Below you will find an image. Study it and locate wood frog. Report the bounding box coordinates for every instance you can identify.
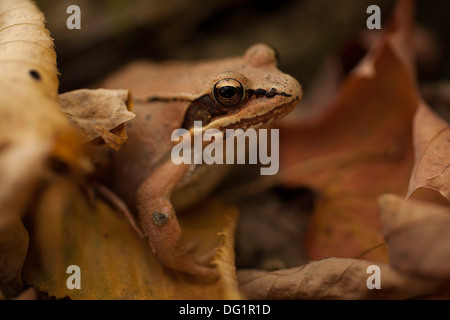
[100,44,302,280]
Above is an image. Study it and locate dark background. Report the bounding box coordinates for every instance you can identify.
[36,0,449,94]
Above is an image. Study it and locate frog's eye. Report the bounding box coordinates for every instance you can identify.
[212,78,245,106]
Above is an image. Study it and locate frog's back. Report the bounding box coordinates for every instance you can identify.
[107,100,188,208]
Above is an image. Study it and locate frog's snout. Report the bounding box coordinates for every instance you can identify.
[278,73,302,105]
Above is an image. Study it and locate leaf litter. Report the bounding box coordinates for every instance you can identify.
[1,0,449,300]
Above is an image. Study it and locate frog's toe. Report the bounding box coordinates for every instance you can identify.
[186,260,219,282]
[185,239,200,253]
[191,248,221,281]
[195,247,218,266]
[173,250,219,281]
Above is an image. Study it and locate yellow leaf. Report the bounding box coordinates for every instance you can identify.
[23,178,242,299]
[0,0,82,298]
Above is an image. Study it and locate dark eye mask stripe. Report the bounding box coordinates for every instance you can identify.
[181,94,216,130]
[141,87,291,104]
[247,88,292,98]
[143,87,291,103]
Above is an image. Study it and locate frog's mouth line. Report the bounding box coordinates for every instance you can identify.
[212,96,300,132]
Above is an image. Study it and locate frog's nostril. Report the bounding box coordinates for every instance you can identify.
[265,88,277,98]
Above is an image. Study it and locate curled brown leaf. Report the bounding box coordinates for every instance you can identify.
[407,102,450,203]
[60,89,135,150]
[238,258,449,300]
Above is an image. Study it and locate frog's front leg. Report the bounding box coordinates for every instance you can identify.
[135,160,218,280]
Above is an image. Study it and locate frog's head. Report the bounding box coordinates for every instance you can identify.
[182,43,302,132]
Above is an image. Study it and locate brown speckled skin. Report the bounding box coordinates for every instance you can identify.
[101,44,302,279]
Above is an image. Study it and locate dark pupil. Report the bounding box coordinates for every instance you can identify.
[218,86,237,99]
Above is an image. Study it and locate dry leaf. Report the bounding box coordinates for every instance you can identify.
[60,89,135,150]
[237,257,449,300]
[379,194,450,280]
[0,0,82,298]
[278,0,417,262]
[23,178,242,299]
[407,101,450,203]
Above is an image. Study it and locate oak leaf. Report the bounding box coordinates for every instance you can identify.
[278,0,417,262]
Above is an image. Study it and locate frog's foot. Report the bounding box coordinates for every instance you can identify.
[136,193,218,281]
[150,237,219,281]
[185,239,200,253]
[186,240,218,265]
[171,251,219,282]
[195,248,219,267]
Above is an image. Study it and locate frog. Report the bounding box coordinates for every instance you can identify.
[99,43,302,280]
